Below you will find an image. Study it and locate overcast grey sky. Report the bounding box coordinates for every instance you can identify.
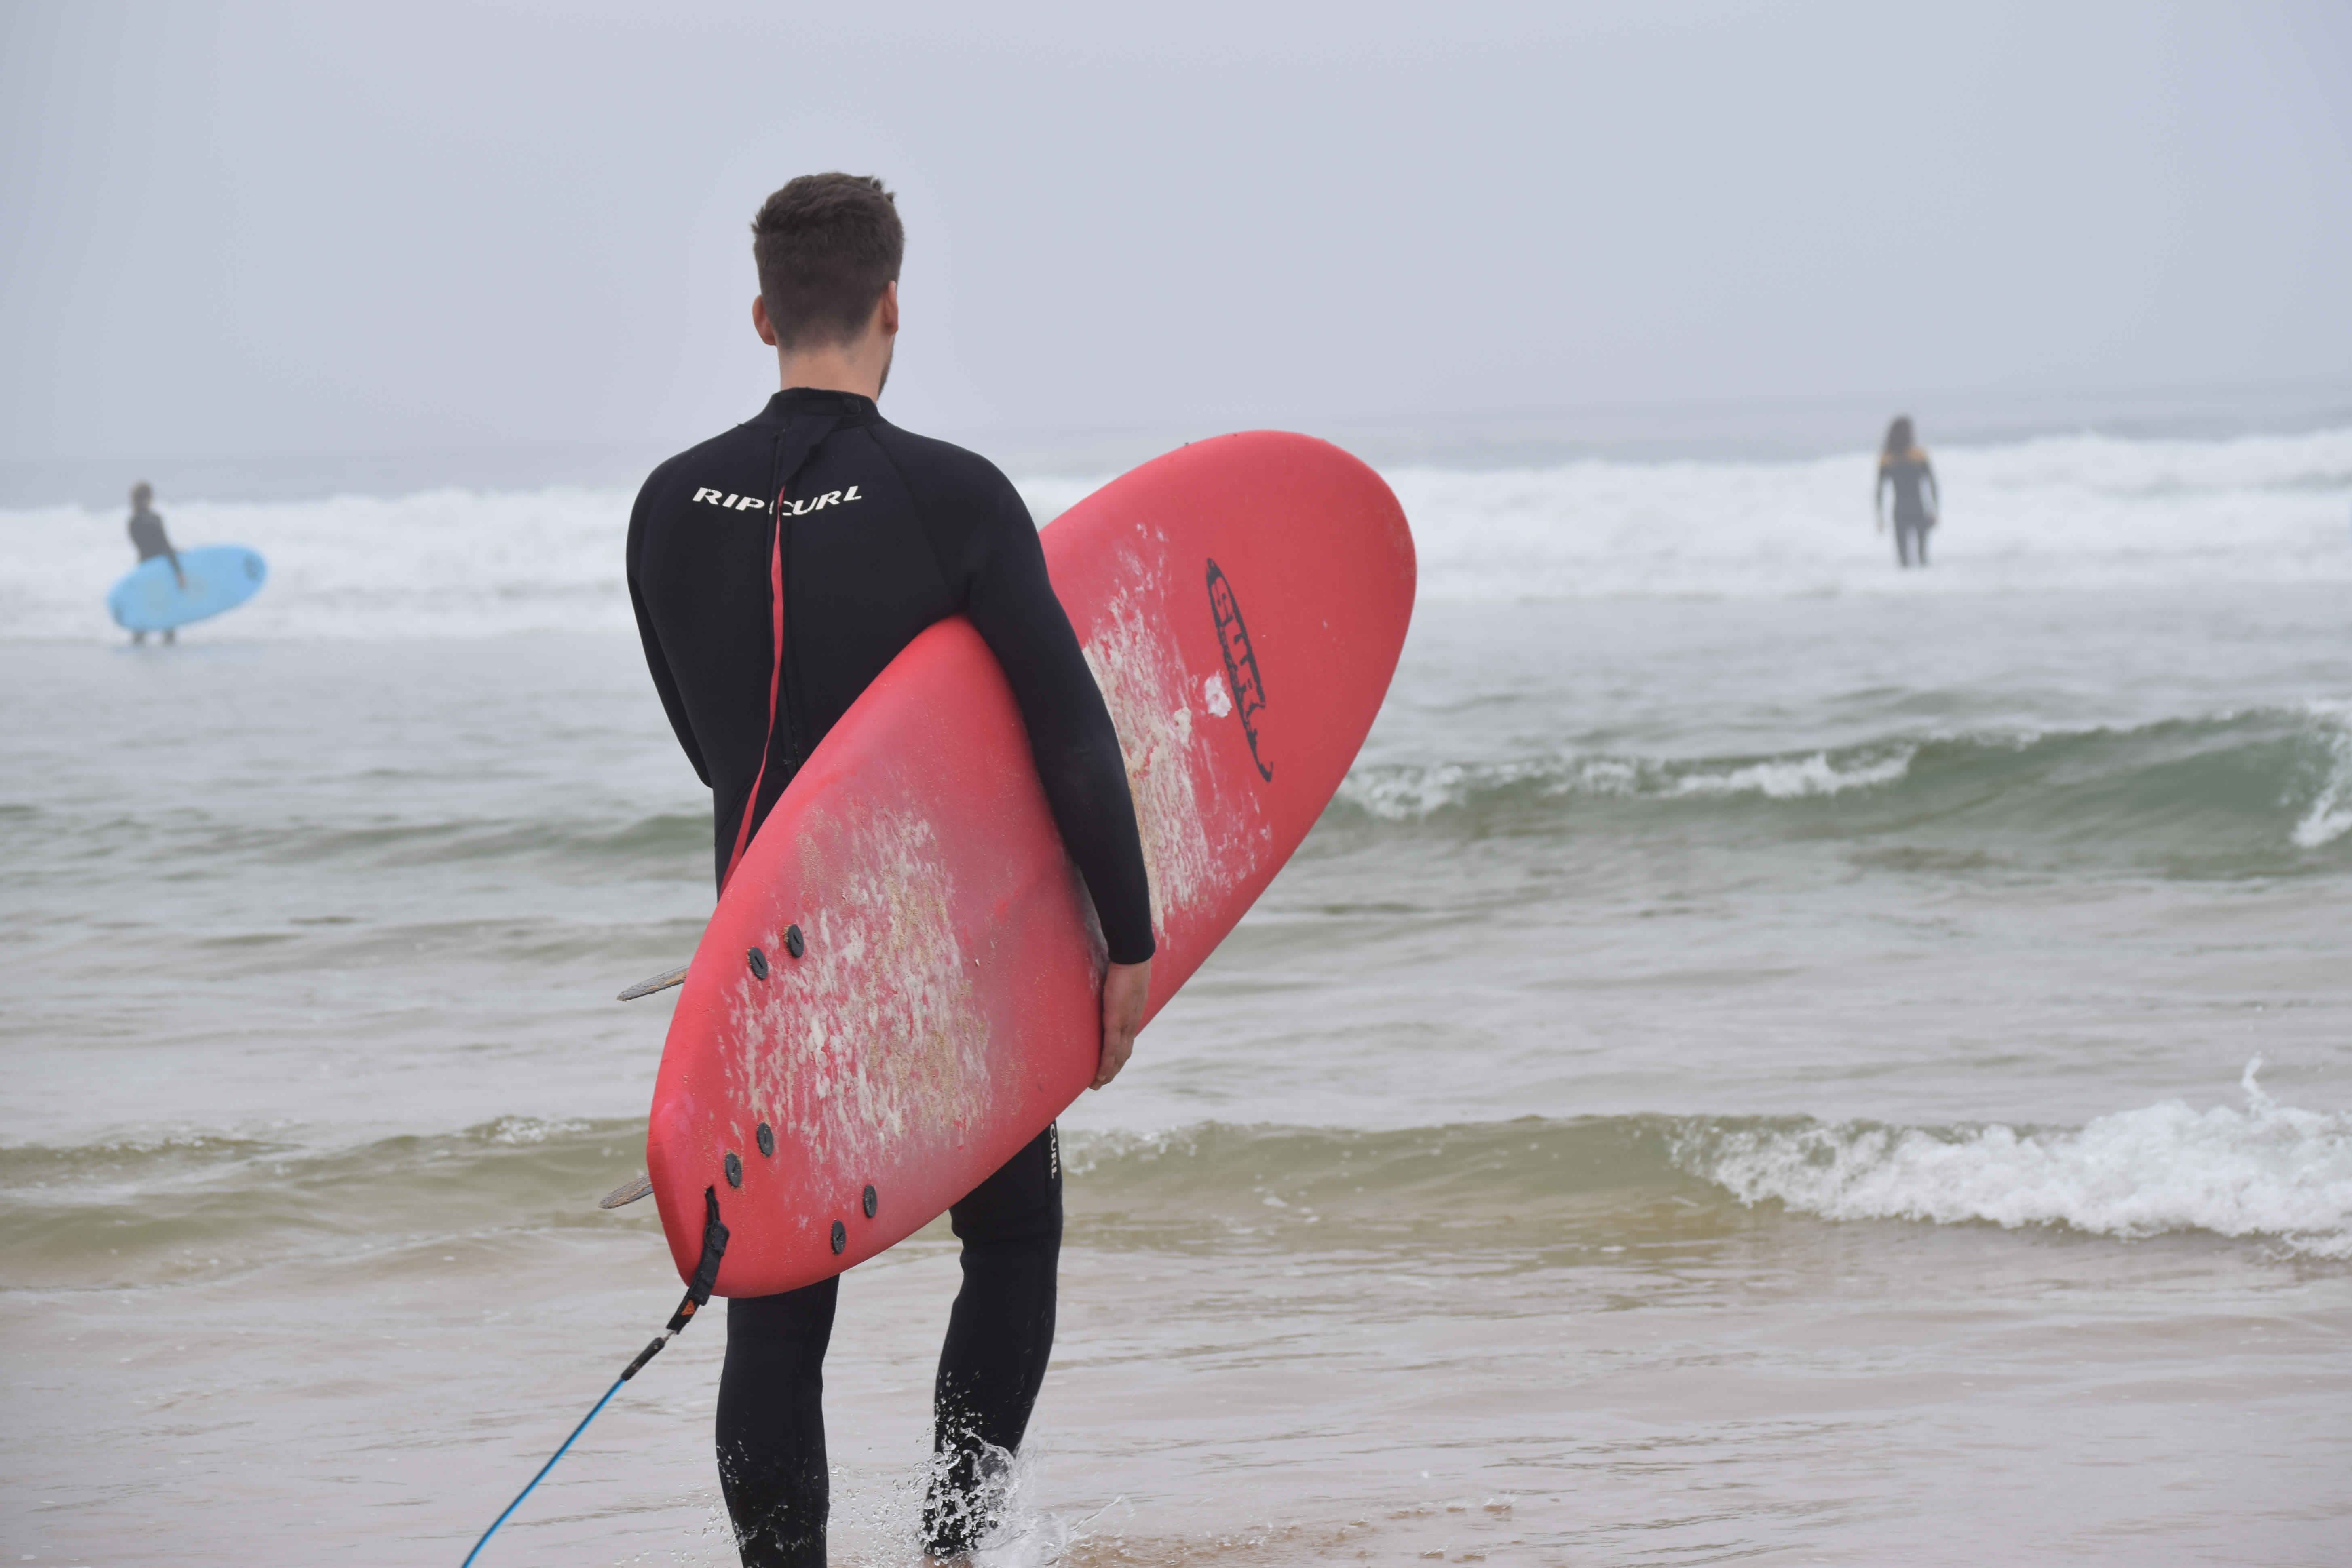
[4,0,2347,474]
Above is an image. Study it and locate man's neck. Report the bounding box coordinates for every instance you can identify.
[775,343,886,402]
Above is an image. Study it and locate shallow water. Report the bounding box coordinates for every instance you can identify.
[4,430,2351,1564]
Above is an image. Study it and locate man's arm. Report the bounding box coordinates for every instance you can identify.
[895,441,1156,1083]
[961,498,1154,967]
[953,471,1156,1085]
[625,480,712,788]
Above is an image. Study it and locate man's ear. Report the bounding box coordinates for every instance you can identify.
[877,281,899,338]
[752,294,779,348]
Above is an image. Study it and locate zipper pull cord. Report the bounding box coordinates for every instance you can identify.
[721,414,840,890]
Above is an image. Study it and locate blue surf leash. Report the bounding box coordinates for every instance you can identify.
[461,1186,729,1566]
[460,1374,625,1567]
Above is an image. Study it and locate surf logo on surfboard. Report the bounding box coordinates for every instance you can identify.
[1205,559,1272,781]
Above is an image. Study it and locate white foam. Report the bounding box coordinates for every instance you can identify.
[476,1114,588,1146]
[1684,1059,2352,1258]
[1338,759,1535,819]
[1386,425,2352,604]
[1664,749,1916,800]
[1337,746,1916,819]
[4,427,2348,640]
[0,486,637,642]
[2291,702,2352,851]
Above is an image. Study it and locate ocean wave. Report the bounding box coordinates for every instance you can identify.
[1058,1089,2352,1261]
[5,428,2348,639]
[7,1086,2346,1289]
[0,1116,655,1291]
[1678,1059,2352,1260]
[11,713,2343,884]
[1330,709,2352,868]
[1387,425,2352,604]
[0,1132,293,1192]
[1,802,708,882]
[0,485,639,642]
[1064,1084,2352,1261]
[2291,700,2352,850]
[1339,745,1917,819]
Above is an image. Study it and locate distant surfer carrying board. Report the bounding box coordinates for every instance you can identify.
[125,481,184,641]
[626,174,1155,1566]
[1875,416,1940,569]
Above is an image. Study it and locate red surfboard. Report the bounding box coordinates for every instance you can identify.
[645,431,1415,1296]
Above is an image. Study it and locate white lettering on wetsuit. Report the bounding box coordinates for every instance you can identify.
[691,485,864,515]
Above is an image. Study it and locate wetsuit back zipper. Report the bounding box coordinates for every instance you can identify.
[721,413,838,889]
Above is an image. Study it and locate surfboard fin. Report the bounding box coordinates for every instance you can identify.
[617,966,688,1001]
[599,1174,655,1209]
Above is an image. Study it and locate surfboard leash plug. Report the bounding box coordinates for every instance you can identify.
[625,1184,731,1374]
[459,1187,729,1566]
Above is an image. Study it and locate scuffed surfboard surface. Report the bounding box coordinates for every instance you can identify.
[648,432,1415,1296]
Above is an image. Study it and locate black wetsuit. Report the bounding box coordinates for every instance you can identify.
[125,505,184,641]
[128,508,181,576]
[627,387,1152,1564]
[1877,451,1938,568]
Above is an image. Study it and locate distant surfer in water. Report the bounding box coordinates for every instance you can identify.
[627,174,1154,1566]
[1875,417,1939,568]
[126,481,184,642]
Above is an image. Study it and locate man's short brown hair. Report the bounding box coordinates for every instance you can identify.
[750,174,904,351]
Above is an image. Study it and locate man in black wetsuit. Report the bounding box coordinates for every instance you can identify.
[126,481,185,643]
[1874,416,1940,568]
[626,174,1155,1566]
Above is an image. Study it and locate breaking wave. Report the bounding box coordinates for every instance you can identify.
[1678,1059,2352,1260]
[8,1066,2347,1293]
[2292,700,2352,849]
[1068,1073,2352,1262]
[4,427,2347,639]
[1331,707,2352,868]
[8,710,2345,897]
[1389,425,2352,602]
[1339,745,1918,819]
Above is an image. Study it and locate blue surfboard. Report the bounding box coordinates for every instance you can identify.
[107,545,269,634]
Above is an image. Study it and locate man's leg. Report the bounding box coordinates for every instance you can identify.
[923,1124,1062,1558]
[716,1277,839,1568]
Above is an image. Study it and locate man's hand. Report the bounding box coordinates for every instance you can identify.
[1092,958,1151,1090]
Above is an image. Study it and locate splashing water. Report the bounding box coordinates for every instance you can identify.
[2291,703,2352,850]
